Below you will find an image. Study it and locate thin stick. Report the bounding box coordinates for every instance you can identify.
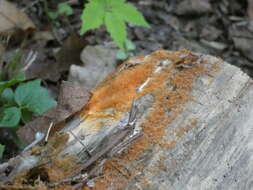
[22,51,38,72]
[72,159,106,190]
[107,132,143,158]
[69,130,92,157]
[22,132,45,152]
[45,122,54,143]
[48,159,106,188]
[48,173,88,188]
[50,100,140,188]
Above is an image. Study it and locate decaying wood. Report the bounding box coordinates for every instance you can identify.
[0,49,252,190]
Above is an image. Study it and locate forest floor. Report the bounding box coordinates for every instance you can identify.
[1,0,253,160]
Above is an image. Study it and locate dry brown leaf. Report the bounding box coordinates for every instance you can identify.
[68,44,117,89]
[55,33,87,72]
[24,34,86,82]
[0,0,35,34]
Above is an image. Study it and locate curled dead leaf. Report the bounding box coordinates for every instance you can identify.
[0,0,35,34]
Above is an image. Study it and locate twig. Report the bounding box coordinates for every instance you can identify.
[69,100,139,178]
[48,173,88,187]
[69,125,133,178]
[69,130,92,157]
[21,50,38,71]
[72,132,143,190]
[48,159,106,188]
[45,122,54,143]
[50,100,142,188]
[72,159,106,190]
[107,132,143,158]
[22,132,45,152]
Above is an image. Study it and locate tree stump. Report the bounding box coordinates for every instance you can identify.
[0,49,252,190]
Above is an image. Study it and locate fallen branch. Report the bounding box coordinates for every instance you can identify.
[1,49,251,190]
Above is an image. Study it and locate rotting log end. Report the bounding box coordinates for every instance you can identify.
[0,49,223,190]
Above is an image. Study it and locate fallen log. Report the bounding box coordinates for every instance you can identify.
[0,49,252,190]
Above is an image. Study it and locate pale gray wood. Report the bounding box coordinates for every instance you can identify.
[1,51,253,190]
[126,59,253,190]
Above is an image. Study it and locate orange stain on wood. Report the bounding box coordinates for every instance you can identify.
[10,49,218,190]
[81,49,216,190]
[82,57,155,116]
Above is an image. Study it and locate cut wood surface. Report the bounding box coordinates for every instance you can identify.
[0,49,252,190]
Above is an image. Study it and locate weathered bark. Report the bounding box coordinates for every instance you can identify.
[0,49,252,190]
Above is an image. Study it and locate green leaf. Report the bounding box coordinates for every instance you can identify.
[14,80,57,115]
[21,109,33,123]
[112,3,150,28]
[0,144,4,160]
[80,0,106,35]
[116,49,128,60]
[14,80,40,106]
[105,12,126,49]
[48,11,58,20]
[58,3,73,16]
[106,0,125,7]
[32,88,57,114]
[1,88,14,103]
[0,73,25,95]
[125,39,136,51]
[0,107,21,128]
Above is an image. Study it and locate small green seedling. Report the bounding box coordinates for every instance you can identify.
[0,144,4,160]
[81,0,150,50]
[0,73,57,157]
[47,2,73,26]
[0,51,22,81]
[58,2,73,16]
[0,77,57,128]
[116,39,136,60]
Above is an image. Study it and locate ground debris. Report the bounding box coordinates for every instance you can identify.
[17,81,91,145]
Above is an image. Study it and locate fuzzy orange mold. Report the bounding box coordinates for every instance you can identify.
[7,49,218,190]
[81,49,215,190]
